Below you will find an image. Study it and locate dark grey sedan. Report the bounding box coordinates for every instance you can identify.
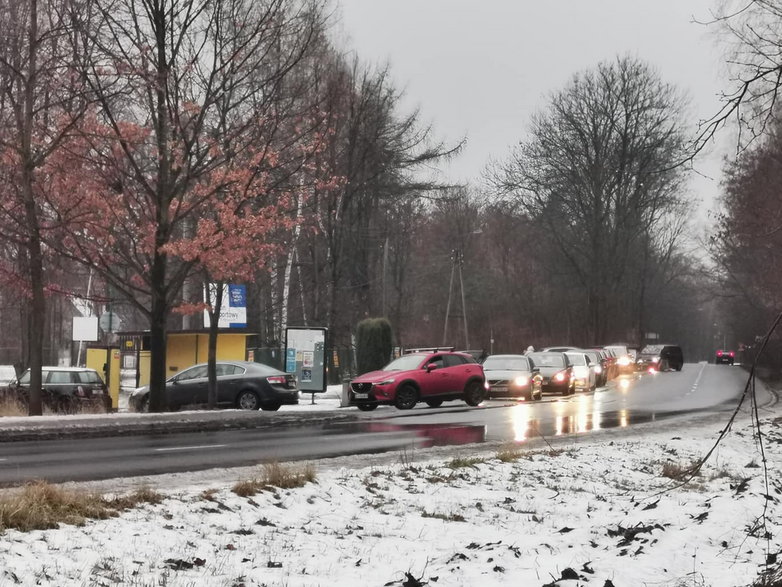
[129,361,298,412]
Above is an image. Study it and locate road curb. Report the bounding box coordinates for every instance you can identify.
[0,411,360,443]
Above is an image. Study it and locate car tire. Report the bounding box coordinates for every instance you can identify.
[675,364,682,372]
[260,401,281,411]
[425,399,444,408]
[463,380,484,406]
[236,390,260,410]
[138,395,150,413]
[395,385,418,410]
[356,403,378,411]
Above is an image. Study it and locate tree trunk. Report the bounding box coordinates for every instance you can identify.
[147,250,169,412]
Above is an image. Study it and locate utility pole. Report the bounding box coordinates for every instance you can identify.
[442,250,456,346]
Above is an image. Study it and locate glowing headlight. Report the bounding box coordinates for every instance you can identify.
[514,375,529,386]
[617,357,631,366]
[554,372,566,382]
[594,365,602,374]
[651,357,659,363]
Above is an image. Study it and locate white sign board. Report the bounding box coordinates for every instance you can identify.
[204,284,247,328]
[72,316,99,342]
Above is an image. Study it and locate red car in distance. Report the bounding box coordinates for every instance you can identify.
[348,350,486,411]
[715,350,735,365]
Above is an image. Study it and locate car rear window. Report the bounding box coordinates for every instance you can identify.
[565,353,587,366]
[76,371,103,384]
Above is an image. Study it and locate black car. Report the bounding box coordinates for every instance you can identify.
[637,344,684,372]
[129,360,298,412]
[9,367,112,413]
[715,349,735,365]
[526,352,574,395]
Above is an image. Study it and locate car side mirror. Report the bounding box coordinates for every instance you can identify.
[426,364,438,372]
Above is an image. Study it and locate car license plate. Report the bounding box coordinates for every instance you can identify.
[492,385,507,392]
[354,393,368,399]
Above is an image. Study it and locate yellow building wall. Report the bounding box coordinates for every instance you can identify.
[85,347,120,410]
[134,333,250,388]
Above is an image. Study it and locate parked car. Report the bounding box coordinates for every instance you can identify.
[637,344,684,371]
[0,365,16,395]
[526,352,574,396]
[348,351,486,411]
[564,351,597,392]
[715,349,735,365]
[604,344,634,374]
[128,361,298,412]
[9,367,111,413]
[585,348,613,382]
[482,354,542,401]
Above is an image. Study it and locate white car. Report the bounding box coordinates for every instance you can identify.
[564,351,596,392]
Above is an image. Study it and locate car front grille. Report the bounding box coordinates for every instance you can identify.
[351,382,373,393]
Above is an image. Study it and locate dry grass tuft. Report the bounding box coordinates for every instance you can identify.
[232,462,316,497]
[661,460,701,481]
[496,448,524,462]
[0,396,27,417]
[445,456,484,469]
[0,482,162,533]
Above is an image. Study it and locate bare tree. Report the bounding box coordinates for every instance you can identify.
[491,56,690,344]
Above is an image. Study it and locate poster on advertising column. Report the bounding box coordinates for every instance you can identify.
[204,284,247,328]
[285,327,327,393]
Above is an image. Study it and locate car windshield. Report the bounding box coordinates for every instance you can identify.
[0,366,15,380]
[382,354,426,371]
[528,353,565,367]
[565,353,587,366]
[483,356,530,371]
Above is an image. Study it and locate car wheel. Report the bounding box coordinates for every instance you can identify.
[675,364,682,372]
[463,380,484,406]
[236,390,260,410]
[395,385,418,410]
[356,403,378,411]
[138,395,150,413]
[425,399,443,408]
[260,401,281,411]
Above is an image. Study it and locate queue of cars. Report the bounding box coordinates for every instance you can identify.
[344,342,662,410]
[0,341,693,415]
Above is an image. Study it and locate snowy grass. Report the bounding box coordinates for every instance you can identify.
[1,417,781,585]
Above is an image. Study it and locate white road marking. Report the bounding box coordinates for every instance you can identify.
[154,444,226,453]
[0,458,7,462]
[687,363,707,395]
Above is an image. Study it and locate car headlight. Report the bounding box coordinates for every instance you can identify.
[554,372,566,382]
[594,365,602,374]
[651,357,659,363]
[514,376,529,386]
[377,378,395,385]
[617,357,631,366]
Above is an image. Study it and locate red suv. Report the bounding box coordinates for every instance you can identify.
[349,351,486,411]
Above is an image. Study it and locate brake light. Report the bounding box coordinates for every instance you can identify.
[729,351,735,357]
[267,376,286,385]
[554,372,566,382]
[717,350,723,356]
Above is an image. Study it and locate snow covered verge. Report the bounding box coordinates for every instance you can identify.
[1,414,781,586]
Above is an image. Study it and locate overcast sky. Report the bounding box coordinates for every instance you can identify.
[333,0,732,226]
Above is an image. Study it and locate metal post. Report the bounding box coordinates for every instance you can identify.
[458,250,469,349]
[442,251,456,346]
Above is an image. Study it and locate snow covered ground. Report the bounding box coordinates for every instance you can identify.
[1,404,781,586]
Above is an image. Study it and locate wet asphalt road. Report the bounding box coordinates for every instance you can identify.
[0,363,766,485]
